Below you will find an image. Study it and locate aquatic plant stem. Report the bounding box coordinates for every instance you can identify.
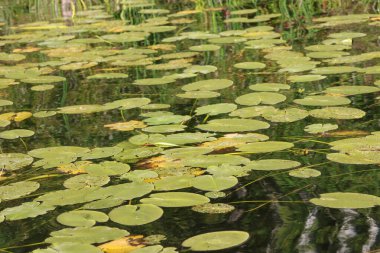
[19,137,28,151]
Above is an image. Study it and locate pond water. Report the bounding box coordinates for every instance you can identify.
[0,0,379,252]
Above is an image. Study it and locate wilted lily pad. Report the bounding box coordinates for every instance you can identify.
[182,231,249,251]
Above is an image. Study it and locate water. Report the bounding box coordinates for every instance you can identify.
[0,0,379,252]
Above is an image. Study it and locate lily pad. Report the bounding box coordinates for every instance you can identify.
[45,226,129,244]
[0,201,54,221]
[324,85,380,96]
[140,192,210,207]
[191,175,238,192]
[304,124,338,134]
[235,92,286,106]
[246,159,300,170]
[109,204,163,226]
[57,210,109,227]
[238,141,294,153]
[33,243,102,253]
[310,192,380,209]
[195,103,237,116]
[63,174,110,189]
[234,62,266,70]
[182,79,233,91]
[289,168,321,178]
[0,153,33,171]
[0,129,34,139]
[182,231,249,251]
[197,118,270,132]
[294,95,351,106]
[310,107,365,119]
[0,181,40,201]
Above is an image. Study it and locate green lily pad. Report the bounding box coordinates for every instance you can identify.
[87,73,129,79]
[246,159,300,170]
[58,104,107,114]
[143,125,186,133]
[0,99,13,107]
[0,153,33,171]
[182,231,249,251]
[294,95,351,106]
[45,226,129,244]
[310,107,366,119]
[234,62,266,70]
[109,204,163,226]
[31,84,54,91]
[81,198,124,210]
[33,111,57,118]
[140,192,210,207]
[208,36,247,44]
[287,75,326,82]
[310,192,380,209]
[0,129,35,139]
[195,103,237,116]
[191,175,238,192]
[182,79,233,91]
[57,210,109,227]
[144,115,191,125]
[85,161,130,176]
[324,85,380,95]
[235,92,286,106]
[177,91,221,99]
[305,44,350,51]
[22,75,66,84]
[289,168,321,178]
[238,141,294,153]
[154,175,194,191]
[134,78,176,86]
[184,65,217,74]
[81,147,123,160]
[0,201,54,221]
[0,181,40,201]
[328,32,366,39]
[249,83,290,92]
[189,44,221,52]
[304,124,338,134]
[262,108,309,122]
[0,53,26,62]
[312,66,361,75]
[197,118,270,132]
[229,106,276,118]
[32,243,102,253]
[63,174,110,189]
[104,98,151,110]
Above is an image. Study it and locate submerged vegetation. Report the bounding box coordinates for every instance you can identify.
[0,0,379,252]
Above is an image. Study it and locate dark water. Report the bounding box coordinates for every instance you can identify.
[0,1,379,252]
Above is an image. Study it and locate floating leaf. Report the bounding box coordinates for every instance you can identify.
[310,192,380,209]
[287,75,326,82]
[192,203,235,214]
[182,79,233,91]
[33,243,102,253]
[234,62,266,70]
[289,168,321,178]
[304,124,338,134]
[0,153,33,171]
[57,210,109,227]
[98,235,145,253]
[140,192,210,207]
[0,129,34,139]
[262,108,309,122]
[197,118,270,132]
[324,85,380,95]
[310,107,365,119]
[195,103,237,116]
[191,175,238,192]
[45,226,129,244]
[294,95,351,106]
[235,92,286,106]
[85,161,130,176]
[63,174,110,189]
[105,121,147,131]
[182,231,249,251]
[109,204,163,226]
[238,141,294,153]
[0,181,40,201]
[82,147,123,160]
[249,83,290,92]
[246,159,300,170]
